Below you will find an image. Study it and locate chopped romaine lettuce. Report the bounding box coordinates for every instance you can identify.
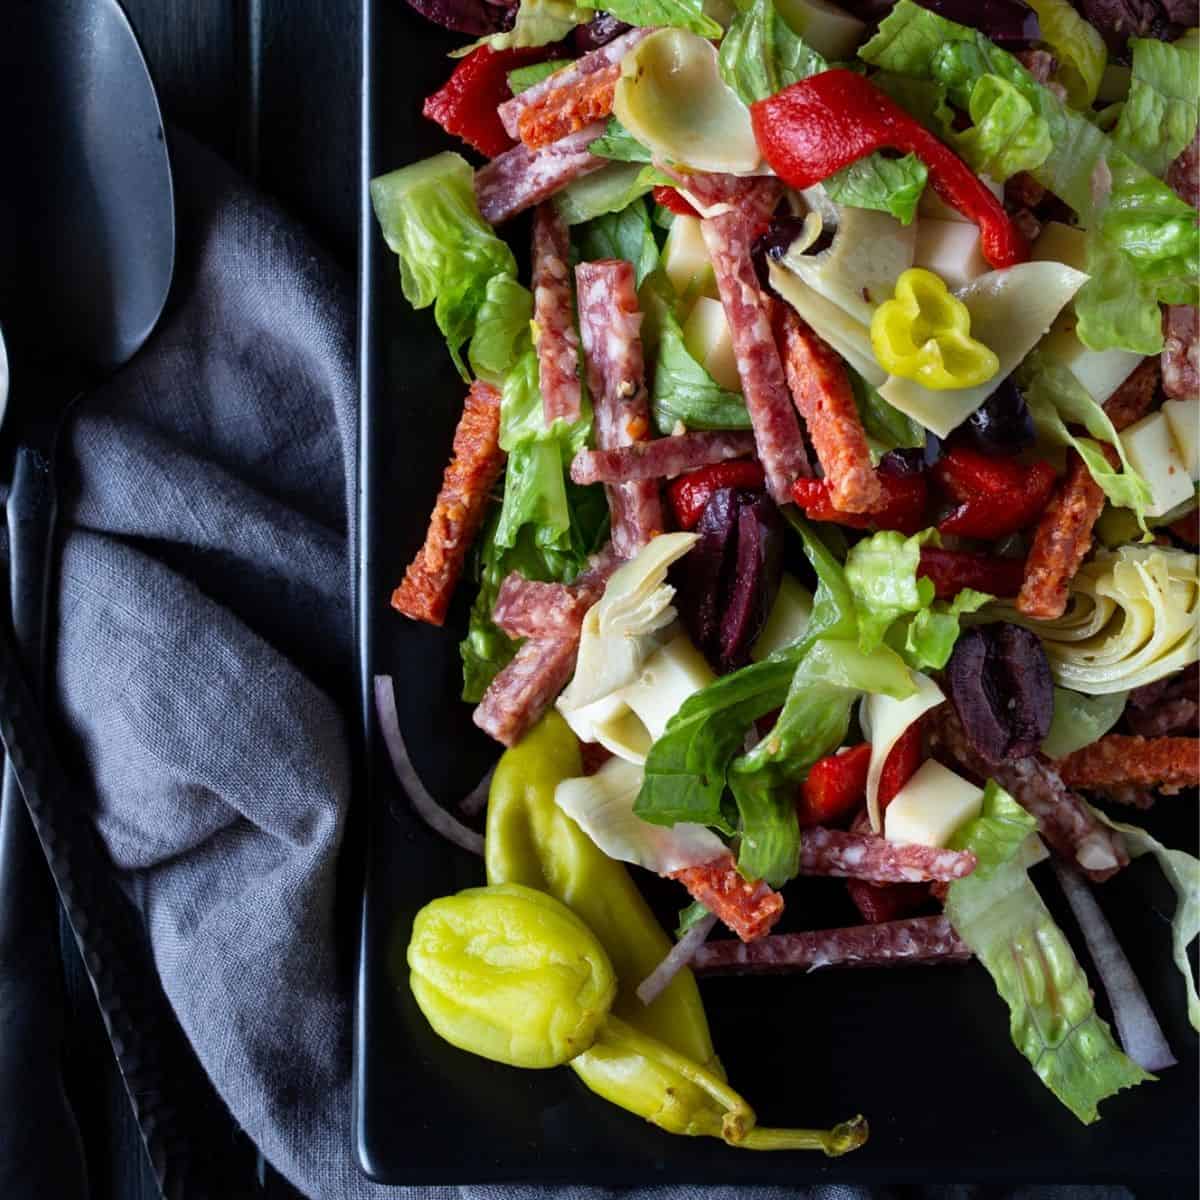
[951,74,1052,180]
[946,783,1152,1123]
[1023,0,1106,109]
[469,276,534,385]
[574,196,660,285]
[604,0,722,37]
[898,586,991,672]
[823,153,929,225]
[555,163,664,225]
[1041,688,1128,759]
[1113,37,1200,180]
[588,117,656,163]
[370,152,517,377]
[507,59,571,95]
[850,369,925,460]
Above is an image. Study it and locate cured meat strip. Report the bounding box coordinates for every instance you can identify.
[473,637,579,747]
[669,854,784,943]
[1126,664,1199,737]
[775,309,881,513]
[664,168,784,227]
[492,575,592,640]
[798,826,977,883]
[570,432,756,485]
[927,703,1128,883]
[476,124,607,225]
[1166,127,1198,209]
[1056,735,1200,794]
[516,66,620,150]
[1017,361,1156,620]
[532,204,583,424]
[497,27,652,140]
[701,210,809,503]
[692,915,972,975]
[1162,305,1199,400]
[575,259,664,556]
[392,381,505,626]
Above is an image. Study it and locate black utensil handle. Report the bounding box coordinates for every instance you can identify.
[0,445,89,1199]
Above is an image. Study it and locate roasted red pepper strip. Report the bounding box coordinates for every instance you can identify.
[652,185,700,217]
[423,46,552,159]
[879,722,923,808]
[750,70,1028,269]
[797,743,872,829]
[667,459,766,530]
[933,447,1057,538]
[917,547,1026,600]
[791,471,928,536]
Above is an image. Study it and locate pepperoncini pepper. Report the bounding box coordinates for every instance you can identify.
[870,268,1000,391]
[408,881,868,1155]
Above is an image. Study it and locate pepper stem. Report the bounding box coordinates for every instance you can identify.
[733,1114,869,1156]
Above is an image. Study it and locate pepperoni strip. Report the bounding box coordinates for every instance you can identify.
[475,124,607,225]
[570,431,757,485]
[691,915,972,975]
[1056,735,1200,795]
[497,28,652,141]
[927,704,1128,883]
[775,309,881,514]
[391,381,505,626]
[576,259,665,557]
[532,204,583,425]
[669,854,784,943]
[798,826,977,883]
[473,636,579,747]
[1017,358,1159,620]
[701,210,810,503]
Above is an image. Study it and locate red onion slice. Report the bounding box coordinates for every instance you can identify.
[636,912,719,1006]
[459,765,496,818]
[373,675,485,857]
[1053,860,1176,1072]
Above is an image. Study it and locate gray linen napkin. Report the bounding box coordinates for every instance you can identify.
[48,133,1136,1200]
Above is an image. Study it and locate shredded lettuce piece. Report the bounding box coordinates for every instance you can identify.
[1018,351,1153,528]
[507,60,571,94]
[946,784,1152,1124]
[1041,688,1127,760]
[370,152,517,378]
[603,0,722,37]
[899,587,991,672]
[469,276,534,385]
[555,162,664,225]
[574,195,660,285]
[860,0,1200,354]
[588,117,656,163]
[823,153,929,225]
[1023,0,1106,109]
[951,74,1052,180]
[1113,37,1200,180]
[675,899,713,938]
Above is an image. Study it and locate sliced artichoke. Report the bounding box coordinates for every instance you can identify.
[614,29,761,175]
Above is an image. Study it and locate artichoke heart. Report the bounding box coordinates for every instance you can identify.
[614,30,762,175]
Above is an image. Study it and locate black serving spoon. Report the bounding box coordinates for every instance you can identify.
[0,0,174,1194]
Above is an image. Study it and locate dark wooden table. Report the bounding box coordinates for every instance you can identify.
[53,3,359,1196]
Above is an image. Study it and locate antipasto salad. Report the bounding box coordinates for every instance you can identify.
[372,0,1200,1154]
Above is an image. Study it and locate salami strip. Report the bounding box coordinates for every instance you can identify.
[669,854,784,943]
[1162,305,1199,401]
[473,636,579,747]
[776,309,880,513]
[928,703,1128,882]
[575,259,665,556]
[1166,127,1199,210]
[701,210,809,503]
[692,915,972,975]
[570,432,756,485]
[1102,356,1161,430]
[798,826,977,883]
[532,204,583,424]
[492,575,591,639]
[476,124,607,225]
[392,381,505,626]
[664,169,784,227]
[497,27,652,140]
[1056,734,1200,795]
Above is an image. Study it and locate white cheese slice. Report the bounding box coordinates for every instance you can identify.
[860,672,945,833]
[751,574,813,661]
[1031,221,1089,273]
[620,632,715,742]
[1120,411,1195,517]
[879,262,1089,438]
[590,705,654,766]
[912,219,989,292]
[683,296,741,393]
[774,0,865,60]
[662,215,715,306]
[1163,398,1200,482]
[884,759,984,849]
[1041,313,1142,405]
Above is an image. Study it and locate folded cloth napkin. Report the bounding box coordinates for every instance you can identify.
[48,132,1137,1200]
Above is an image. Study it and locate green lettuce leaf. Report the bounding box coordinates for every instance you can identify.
[851,369,925,460]
[457,0,593,54]
[574,195,660,285]
[1041,688,1128,759]
[651,305,751,433]
[951,73,1052,180]
[554,162,664,225]
[675,900,713,938]
[604,0,722,36]
[588,117,656,163]
[1113,37,1200,179]
[507,60,571,95]
[900,586,991,671]
[469,276,534,385]
[1018,351,1154,526]
[861,0,1200,353]
[823,153,929,224]
[1023,0,1106,109]
[845,529,936,653]
[946,784,1152,1123]
[370,152,517,377]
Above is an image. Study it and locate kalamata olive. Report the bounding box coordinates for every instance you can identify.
[915,1,1040,45]
[675,487,740,663]
[961,379,1035,456]
[404,0,516,36]
[945,622,1053,764]
[573,13,631,52]
[719,494,783,672]
[751,216,829,292]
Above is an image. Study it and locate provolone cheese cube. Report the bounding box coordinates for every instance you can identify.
[884,759,983,848]
[912,219,988,292]
[663,215,714,306]
[621,633,715,741]
[1041,314,1142,404]
[1032,221,1088,273]
[1120,411,1195,517]
[1163,398,1200,482]
[683,297,741,393]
